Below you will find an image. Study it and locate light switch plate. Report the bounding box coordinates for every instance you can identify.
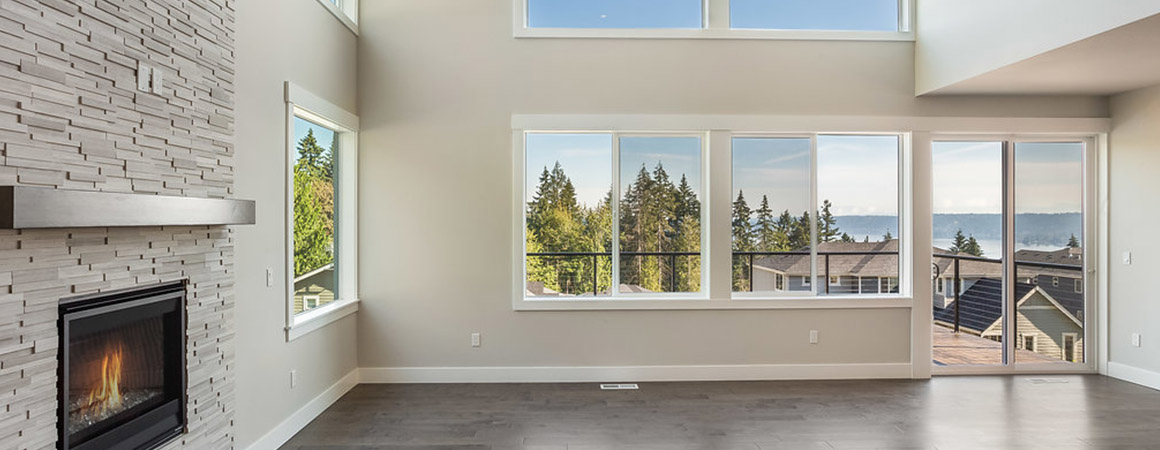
[150,68,163,94]
[1123,251,1132,265]
[136,64,152,92]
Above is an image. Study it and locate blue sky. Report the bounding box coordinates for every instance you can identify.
[733,137,811,216]
[293,116,336,160]
[528,0,898,31]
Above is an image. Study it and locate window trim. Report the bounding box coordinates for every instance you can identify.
[514,126,912,310]
[284,82,360,341]
[513,0,915,41]
[314,0,359,35]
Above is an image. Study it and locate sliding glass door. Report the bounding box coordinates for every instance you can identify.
[932,138,1092,371]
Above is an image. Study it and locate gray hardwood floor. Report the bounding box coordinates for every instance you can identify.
[279,375,1160,450]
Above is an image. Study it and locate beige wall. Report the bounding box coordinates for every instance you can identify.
[1108,84,1160,375]
[916,0,1160,94]
[355,0,1107,371]
[234,0,359,447]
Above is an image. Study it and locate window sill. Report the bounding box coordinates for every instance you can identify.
[286,298,360,341]
[313,0,359,36]
[513,28,914,42]
[514,296,913,311]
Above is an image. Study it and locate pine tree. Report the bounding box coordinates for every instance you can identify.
[818,199,840,243]
[731,191,755,291]
[775,210,797,248]
[883,230,893,241]
[840,232,855,243]
[950,229,968,253]
[754,195,785,252]
[1067,233,1080,248]
[963,236,984,257]
[790,211,812,250]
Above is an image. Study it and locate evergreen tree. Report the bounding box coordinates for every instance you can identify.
[754,195,786,252]
[883,230,893,241]
[963,236,984,257]
[840,232,855,243]
[790,211,812,250]
[818,199,840,243]
[775,210,796,247]
[731,191,755,291]
[950,229,968,253]
[1067,233,1080,248]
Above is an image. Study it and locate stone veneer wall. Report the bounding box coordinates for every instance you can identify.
[0,1,236,449]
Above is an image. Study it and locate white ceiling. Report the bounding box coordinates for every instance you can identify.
[928,13,1160,96]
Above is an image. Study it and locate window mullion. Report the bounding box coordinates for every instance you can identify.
[611,133,621,298]
[809,134,819,296]
[707,0,729,30]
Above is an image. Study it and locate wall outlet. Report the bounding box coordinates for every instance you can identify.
[1132,333,1142,348]
[471,332,481,348]
[1123,251,1132,265]
[290,369,297,388]
[136,64,152,92]
[266,268,274,288]
[809,330,819,344]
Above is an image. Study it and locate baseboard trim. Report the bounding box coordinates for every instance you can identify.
[358,363,913,384]
[244,368,360,450]
[1108,362,1160,391]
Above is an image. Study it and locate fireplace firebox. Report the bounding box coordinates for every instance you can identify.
[57,282,187,450]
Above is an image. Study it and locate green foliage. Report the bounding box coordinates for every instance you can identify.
[819,200,840,243]
[620,163,701,293]
[1067,233,1080,248]
[293,129,336,277]
[949,228,983,257]
[525,162,612,295]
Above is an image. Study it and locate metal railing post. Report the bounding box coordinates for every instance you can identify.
[824,254,831,295]
[748,253,755,292]
[592,254,598,296]
[953,257,961,333]
[670,254,677,292]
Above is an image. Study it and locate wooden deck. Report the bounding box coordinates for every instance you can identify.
[933,325,1058,366]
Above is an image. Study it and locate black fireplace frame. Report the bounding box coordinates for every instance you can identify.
[57,281,188,450]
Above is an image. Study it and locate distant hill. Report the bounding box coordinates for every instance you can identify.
[834,213,1082,247]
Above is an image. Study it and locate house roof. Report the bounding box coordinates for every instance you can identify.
[933,280,1081,335]
[754,240,900,278]
[294,263,334,284]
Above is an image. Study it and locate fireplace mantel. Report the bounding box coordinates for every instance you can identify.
[0,186,255,229]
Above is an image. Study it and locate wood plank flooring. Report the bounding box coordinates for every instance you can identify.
[279,375,1160,450]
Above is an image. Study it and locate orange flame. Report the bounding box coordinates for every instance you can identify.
[85,344,124,416]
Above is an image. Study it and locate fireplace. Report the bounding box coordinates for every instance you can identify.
[57,282,187,450]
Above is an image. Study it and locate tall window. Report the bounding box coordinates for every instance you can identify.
[292,117,339,314]
[524,133,705,298]
[285,82,359,340]
[732,134,901,297]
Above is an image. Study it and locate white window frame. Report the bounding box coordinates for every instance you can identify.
[314,0,359,35]
[1074,278,1083,293]
[303,294,321,310]
[285,82,360,341]
[512,119,913,311]
[513,0,914,41]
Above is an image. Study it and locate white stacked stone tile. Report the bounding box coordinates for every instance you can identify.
[0,0,237,448]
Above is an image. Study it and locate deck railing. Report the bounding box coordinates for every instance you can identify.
[931,254,1083,333]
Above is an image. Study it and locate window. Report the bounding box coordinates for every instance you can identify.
[1062,333,1079,363]
[527,0,703,29]
[732,134,901,297]
[935,278,944,294]
[523,133,705,299]
[315,0,358,34]
[516,127,908,308]
[515,0,913,39]
[285,82,359,340]
[1074,279,1083,293]
[731,0,901,31]
[1052,277,1059,287]
[1023,334,1038,352]
[303,295,321,310]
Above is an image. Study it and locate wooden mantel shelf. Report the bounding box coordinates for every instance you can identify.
[0,186,256,229]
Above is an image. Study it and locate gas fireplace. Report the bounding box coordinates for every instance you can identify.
[58,282,187,450]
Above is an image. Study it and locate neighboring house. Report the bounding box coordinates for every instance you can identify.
[294,263,336,312]
[752,240,901,295]
[933,247,1085,363]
